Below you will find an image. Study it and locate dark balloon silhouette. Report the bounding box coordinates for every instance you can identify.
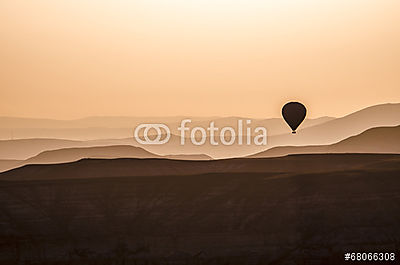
[282,102,307,134]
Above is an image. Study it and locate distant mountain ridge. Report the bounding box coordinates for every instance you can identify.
[0,103,399,159]
[249,125,400,158]
[24,145,211,164]
[266,103,400,148]
[0,116,334,140]
[0,145,211,172]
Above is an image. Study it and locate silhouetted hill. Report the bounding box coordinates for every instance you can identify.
[0,160,22,173]
[111,103,400,158]
[0,145,212,172]
[250,125,400,158]
[121,104,400,157]
[0,116,333,160]
[1,103,399,159]
[1,153,399,181]
[24,145,162,164]
[166,154,212,160]
[0,138,88,160]
[0,154,399,264]
[0,138,151,160]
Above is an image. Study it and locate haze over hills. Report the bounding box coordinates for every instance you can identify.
[0,138,88,160]
[0,145,211,173]
[24,145,162,164]
[0,137,221,160]
[164,116,334,137]
[267,103,400,148]
[1,0,399,262]
[97,103,400,158]
[249,125,400,158]
[0,116,334,140]
[5,123,398,172]
[0,116,219,129]
[0,138,137,160]
[0,116,334,160]
[0,116,214,141]
[0,160,21,174]
[24,145,211,164]
[0,103,399,159]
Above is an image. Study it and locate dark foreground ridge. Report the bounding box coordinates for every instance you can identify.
[0,154,399,264]
[1,153,400,180]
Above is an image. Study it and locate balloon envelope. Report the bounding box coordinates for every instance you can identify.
[282,102,307,134]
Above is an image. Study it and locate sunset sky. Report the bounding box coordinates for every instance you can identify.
[1,0,399,119]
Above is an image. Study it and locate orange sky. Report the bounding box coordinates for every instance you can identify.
[1,0,399,119]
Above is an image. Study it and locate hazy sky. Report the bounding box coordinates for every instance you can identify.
[1,0,399,119]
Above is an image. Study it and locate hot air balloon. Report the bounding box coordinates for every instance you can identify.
[282,102,307,134]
